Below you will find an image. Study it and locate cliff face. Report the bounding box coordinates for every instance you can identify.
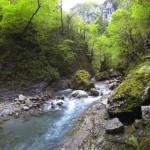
[71,3,102,23]
[71,0,118,23]
[102,1,115,22]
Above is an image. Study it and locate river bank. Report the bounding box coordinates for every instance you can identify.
[0,77,119,120]
[0,80,115,150]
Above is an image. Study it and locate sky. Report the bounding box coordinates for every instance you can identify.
[63,0,105,11]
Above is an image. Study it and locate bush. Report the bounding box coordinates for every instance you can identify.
[71,69,94,90]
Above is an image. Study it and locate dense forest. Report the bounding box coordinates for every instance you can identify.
[0,0,149,85]
[0,0,150,150]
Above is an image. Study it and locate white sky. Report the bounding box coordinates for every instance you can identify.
[63,0,105,11]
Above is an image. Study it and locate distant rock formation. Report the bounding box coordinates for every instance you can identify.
[71,3,102,23]
[71,0,118,23]
[102,0,115,22]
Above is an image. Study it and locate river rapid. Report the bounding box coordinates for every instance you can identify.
[0,81,111,150]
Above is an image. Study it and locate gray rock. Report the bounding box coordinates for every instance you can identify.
[105,118,124,134]
[109,83,117,90]
[56,100,64,106]
[90,88,99,96]
[25,98,33,108]
[141,106,150,120]
[23,106,29,111]
[71,90,88,98]
[110,69,121,78]
[18,94,26,101]
[0,105,14,117]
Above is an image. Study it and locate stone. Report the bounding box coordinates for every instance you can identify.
[141,106,150,120]
[109,82,118,90]
[109,69,121,78]
[90,88,99,96]
[18,94,26,101]
[14,98,19,101]
[25,99,33,108]
[23,106,29,111]
[105,118,124,134]
[56,100,64,106]
[71,90,88,98]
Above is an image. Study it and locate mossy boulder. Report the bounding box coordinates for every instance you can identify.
[108,61,150,121]
[71,69,94,90]
[95,71,110,81]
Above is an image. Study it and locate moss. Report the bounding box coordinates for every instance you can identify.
[71,69,94,90]
[139,137,150,150]
[112,61,150,112]
[95,71,110,81]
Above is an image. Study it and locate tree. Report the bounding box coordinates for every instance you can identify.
[23,0,41,34]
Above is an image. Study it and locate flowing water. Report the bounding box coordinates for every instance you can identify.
[0,81,111,150]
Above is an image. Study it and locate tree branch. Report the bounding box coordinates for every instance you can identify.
[22,0,41,34]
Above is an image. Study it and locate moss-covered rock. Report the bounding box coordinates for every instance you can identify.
[108,61,150,117]
[71,69,94,90]
[95,71,110,81]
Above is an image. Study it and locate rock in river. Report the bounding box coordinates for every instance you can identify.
[70,90,88,98]
[55,100,64,106]
[18,94,26,101]
[90,88,99,96]
[105,118,124,134]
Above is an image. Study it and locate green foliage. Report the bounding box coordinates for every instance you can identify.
[126,136,140,150]
[92,0,150,72]
[71,69,93,90]
[113,61,150,112]
[0,0,92,85]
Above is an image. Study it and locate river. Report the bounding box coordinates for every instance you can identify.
[0,81,111,150]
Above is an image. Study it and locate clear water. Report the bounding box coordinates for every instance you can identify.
[0,82,110,150]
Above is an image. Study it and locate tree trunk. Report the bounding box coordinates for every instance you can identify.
[22,0,41,34]
[60,0,64,36]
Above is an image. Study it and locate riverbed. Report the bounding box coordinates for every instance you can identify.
[0,81,111,150]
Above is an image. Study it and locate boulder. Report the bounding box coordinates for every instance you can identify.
[95,71,110,81]
[109,69,121,78]
[71,90,88,98]
[25,99,33,108]
[18,94,26,101]
[23,106,29,111]
[105,118,124,134]
[109,82,119,90]
[20,104,29,111]
[56,100,64,106]
[141,106,150,120]
[0,105,14,117]
[90,88,99,96]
